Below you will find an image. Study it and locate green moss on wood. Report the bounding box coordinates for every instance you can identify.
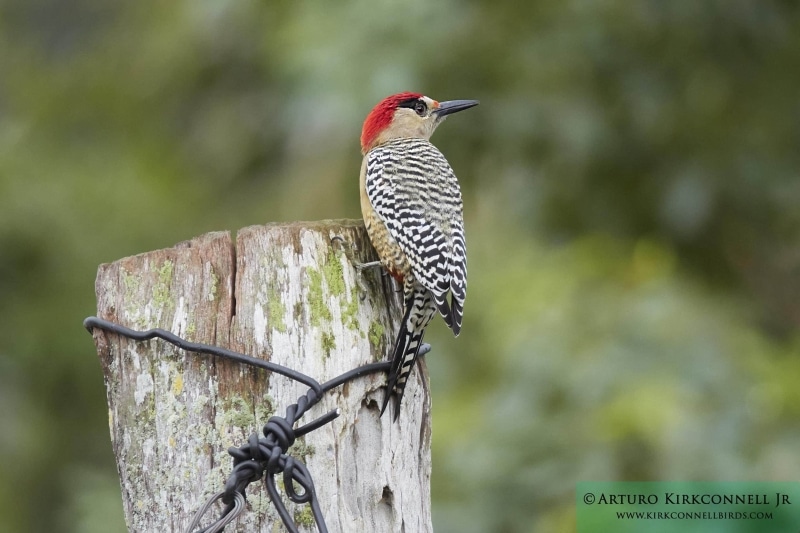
[254,394,275,424]
[369,321,385,351]
[294,506,315,527]
[223,396,254,428]
[122,269,138,300]
[322,250,346,297]
[268,288,287,333]
[307,268,332,326]
[342,284,360,331]
[153,259,174,309]
[121,269,143,324]
[321,332,336,357]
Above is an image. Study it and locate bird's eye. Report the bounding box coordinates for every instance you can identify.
[414,101,427,116]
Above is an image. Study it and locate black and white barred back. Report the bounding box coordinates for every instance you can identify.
[365,137,467,418]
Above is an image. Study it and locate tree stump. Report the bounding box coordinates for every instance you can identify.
[89,220,432,532]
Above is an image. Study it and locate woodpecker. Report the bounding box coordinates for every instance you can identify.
[359,92,478,419]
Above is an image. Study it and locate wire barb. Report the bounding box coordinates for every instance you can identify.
[84,316,427,533]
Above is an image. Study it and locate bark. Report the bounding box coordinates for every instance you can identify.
[90,220,432,533]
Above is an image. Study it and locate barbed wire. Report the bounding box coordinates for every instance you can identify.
[83,316,429,533]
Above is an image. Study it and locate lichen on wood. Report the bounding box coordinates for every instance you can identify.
[90,220,432,532]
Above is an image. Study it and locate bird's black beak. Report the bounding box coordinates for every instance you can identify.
[433,99,480,118]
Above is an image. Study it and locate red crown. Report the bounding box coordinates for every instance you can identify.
[360,92,423,152]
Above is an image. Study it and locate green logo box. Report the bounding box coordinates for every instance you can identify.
[577,482,800,533]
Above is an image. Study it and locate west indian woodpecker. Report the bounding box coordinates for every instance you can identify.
[358,92,479,419]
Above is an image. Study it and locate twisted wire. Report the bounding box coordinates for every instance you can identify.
[85,316,427,533]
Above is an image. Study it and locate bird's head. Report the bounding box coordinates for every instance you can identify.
[360,92,479,154]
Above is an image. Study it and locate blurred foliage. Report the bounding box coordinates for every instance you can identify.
[1,0,798,532]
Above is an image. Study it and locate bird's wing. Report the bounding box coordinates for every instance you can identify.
[365,138,467,334]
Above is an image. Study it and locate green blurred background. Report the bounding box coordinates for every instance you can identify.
[1,1,799,531]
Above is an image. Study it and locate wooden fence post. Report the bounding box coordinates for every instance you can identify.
[89,220,432,532]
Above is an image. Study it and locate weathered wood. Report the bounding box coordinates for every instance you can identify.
[90,220,432,533]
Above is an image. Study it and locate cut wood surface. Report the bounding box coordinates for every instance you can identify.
[89,219,432,533]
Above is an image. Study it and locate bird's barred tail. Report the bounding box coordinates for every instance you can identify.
[380,287,436,420]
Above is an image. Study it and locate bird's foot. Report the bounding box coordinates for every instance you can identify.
[330,235,385,300]
[330,235,358,265]
[330,235,385,273]
[355,260,382,272]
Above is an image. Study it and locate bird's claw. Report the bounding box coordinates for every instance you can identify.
[355,260,382,272]
[331,234,384,273]
[330,234,357,264]
[331,234,380,301]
